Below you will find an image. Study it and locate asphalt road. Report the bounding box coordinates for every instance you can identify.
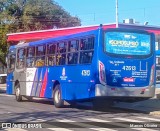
[0,85,160,131]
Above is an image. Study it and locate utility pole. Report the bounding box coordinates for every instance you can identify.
[116,0,119,28]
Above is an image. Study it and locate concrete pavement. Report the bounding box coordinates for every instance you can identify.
[1,84,160,115]
[114,88,160,115]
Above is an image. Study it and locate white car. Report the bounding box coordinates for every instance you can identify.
[0,74,7,84]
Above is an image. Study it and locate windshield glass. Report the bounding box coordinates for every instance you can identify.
[105,31,151,55]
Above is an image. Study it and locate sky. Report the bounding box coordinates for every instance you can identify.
[54,0,160,26]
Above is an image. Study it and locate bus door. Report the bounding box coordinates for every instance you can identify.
[14,48,27,96]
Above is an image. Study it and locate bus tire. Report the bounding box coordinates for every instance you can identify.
[15,83,22,102]
[53,84,64,108]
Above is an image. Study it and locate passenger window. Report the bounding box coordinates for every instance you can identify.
[47,44,56,66]
[26,58,35,67]
[35,56,45,67]
[56,54,66,65]
[80,51,93,64]
[27,47,35,57]
[56,42,66,65]
[26,47,35,67]
[35,45,46,67]
[47,44,56,54]
[80,37,94,50]
[8,54,16,72]
[68,40,79,52]
[47,55,56,66]
[57,42,66,53]
[68,53,78,64]
[16,48,25,69]
[80,37,94,64]
[68,40,79,64]
[36,45,45,56]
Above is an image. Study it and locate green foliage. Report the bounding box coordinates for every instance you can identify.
[0,25,8,67]
[0,0,81,66]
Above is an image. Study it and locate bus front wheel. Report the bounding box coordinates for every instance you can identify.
[53,84,64,108]
[15,83,22,102]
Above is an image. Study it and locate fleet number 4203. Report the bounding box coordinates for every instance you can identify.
[122,66,136,71]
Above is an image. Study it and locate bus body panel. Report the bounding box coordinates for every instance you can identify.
[7,29,99,101]
[11,63,97,100]
[95,28,156,99]
[6,26,156,103]
[6,72,14,94]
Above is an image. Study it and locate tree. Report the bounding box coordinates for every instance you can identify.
[0,0,81,67]
[0,24,8,67]
[21,0,81,31]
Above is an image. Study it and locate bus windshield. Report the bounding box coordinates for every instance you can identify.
[105,31,151,56]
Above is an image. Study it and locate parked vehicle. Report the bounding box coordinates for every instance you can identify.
[0,62,7,84]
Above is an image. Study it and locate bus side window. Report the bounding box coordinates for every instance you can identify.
[8,54,16,73]
[35,45,46,67]
[48,55,56,66]
[47,44,56,66]
[68,40,79,64]
[80,37,94,64]
[88,37,94,50]
[16,48,25,69]
[26,47,35,67]
[80,37,94,50]
[58,42,67,53]
[56,42,66,65]
[80,51,93,64]
[56,54,66,65]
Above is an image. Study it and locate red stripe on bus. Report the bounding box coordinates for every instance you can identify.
[40,71,48,97]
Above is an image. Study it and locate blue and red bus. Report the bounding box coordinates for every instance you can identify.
[6,25,156,108]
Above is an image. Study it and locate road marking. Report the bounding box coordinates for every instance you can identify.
[82,117,111,122]
[30,118,46,122]
[90,128,117,131]
[56,119,75,122]
[113,117,144,122]
[0,94,13,97]
[5,129,27,131]
[132,128,159,131]
[56,118,116,130]
[136,116,160,122]
[82,117,128,129]
[48,128,73,131]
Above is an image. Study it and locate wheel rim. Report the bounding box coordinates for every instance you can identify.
[16,88,20,97]
[55,89,60,104]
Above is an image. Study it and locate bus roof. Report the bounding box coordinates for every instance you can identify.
[7,23,115,43]
[7,23,160,44]
[9,28,98,49]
